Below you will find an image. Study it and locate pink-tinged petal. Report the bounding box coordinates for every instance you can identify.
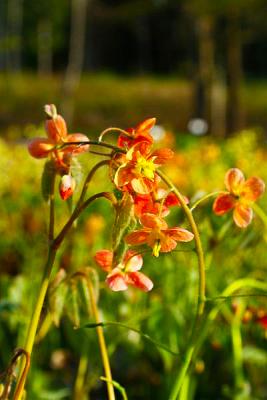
[123,250,143,271]
[140,213,168,230]
[28,138,55,158]
[114,164,133,188]
[45,115,67,142]
[225,168,245,193]
[64,133,90,154]
[240,177,265,202]
[59,175,76,201]
[126,271,153,292]
[166,227,194,242]
[159,236,178,252]
[124,230,150,245]
[131,177,154,194]
[136,117,156,134]
[106,269,128,291]
[94,250,113,271]
[233,205,253,228]
[151,148,174,164]
[213,194,235,215]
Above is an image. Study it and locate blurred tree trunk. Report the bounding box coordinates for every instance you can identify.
[194,16,215,133]
[62,0,89,123]
[6,0,23,72]
[37,20,53,76]
[226,13,243,134]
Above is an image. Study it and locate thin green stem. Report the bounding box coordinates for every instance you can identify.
[231,303,245,395]
[157,170,206,399]
[86,279,115,400]
[252,203,267,229]
[73,354,89,400]
[190,191,227,212]
[59,140,126,154]
[98,127,131,142]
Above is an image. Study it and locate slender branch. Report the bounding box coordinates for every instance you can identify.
[48,173,56,242]
[157,169,206,399]
[59,140,126,154]
[86,278,115,400]
[98,127,132,142]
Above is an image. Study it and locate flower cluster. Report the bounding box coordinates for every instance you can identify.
[28,104,89,200]
[213,168,265,228]
[95,118,194,291]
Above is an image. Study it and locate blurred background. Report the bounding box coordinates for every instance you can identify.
[1,1,267,399]
[1,0,267,137]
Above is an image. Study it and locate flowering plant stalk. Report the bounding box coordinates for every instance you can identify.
[1,105,266,399]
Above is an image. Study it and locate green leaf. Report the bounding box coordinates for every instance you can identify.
[100,377,128,400]
[243,345,267,367]
[41,160,56,201]
[49,269,68,327]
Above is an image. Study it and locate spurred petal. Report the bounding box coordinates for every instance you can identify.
[28,138,54,158]
[45,115,67,142]
[125,230,150,245]
[151,148,174,164]
[240,177,265,202]
[166,227,194,242]
[64,133,90,154]
[225,168,245,193]
[123,250,143,271]
[136,117,156,134]
[213,194,235,215]
[233,205,253,228]
[106,269,128,291]
[94,250,113,271]
[140,213,168,229]
[126,271,153,292]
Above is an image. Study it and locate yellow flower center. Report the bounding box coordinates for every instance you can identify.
[136,156,156,180]
[152,240,161,257]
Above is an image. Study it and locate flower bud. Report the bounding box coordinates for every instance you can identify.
[59,175,76,200]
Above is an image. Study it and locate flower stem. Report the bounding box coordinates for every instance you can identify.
[157,170,206,399]
[252,203,267,229]
[87,278,115,400]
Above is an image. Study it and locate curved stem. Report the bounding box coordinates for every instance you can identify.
[157,170,206,399]
[190,191,227,212]
[59,140,126,154]
[231,302,245,395]
[87,278,115,400]
[98,127,131,142]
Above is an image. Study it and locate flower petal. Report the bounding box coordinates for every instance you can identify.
[225,168,245,193]
[94,250,113,271]
[233,205,253,228]
[126,271,153,292]
[123,250,143,271]
[240,177,265,202]
[159,236,178,252]
[152,148,174,165]
[45,115,67,142]
[131,177,154,194]
[213,194,235,215]
[166,228,194,242]
[114,164,132,188]
[28,138,55,158]
[106,269,128,291]
[140,213,168,229]
[125,230,150,245]
[164,192,189,207]
[136,117,156,134]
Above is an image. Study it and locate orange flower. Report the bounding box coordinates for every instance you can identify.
[125,213,194,257]
[94,250,153,292]
[213,168,265,228]
[118,118,155,148]
[28,104,89,169]
[114,142,173,194]
[133,188,188,217]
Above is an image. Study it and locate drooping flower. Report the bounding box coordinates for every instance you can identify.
[114,142,174,194]
[125,213,194,257]
[94,250,153,292]
[59,175,76,200]
[213,168,265,228]
[28,104,89,170]
[118,118,156,149]
[133,188,188,217]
